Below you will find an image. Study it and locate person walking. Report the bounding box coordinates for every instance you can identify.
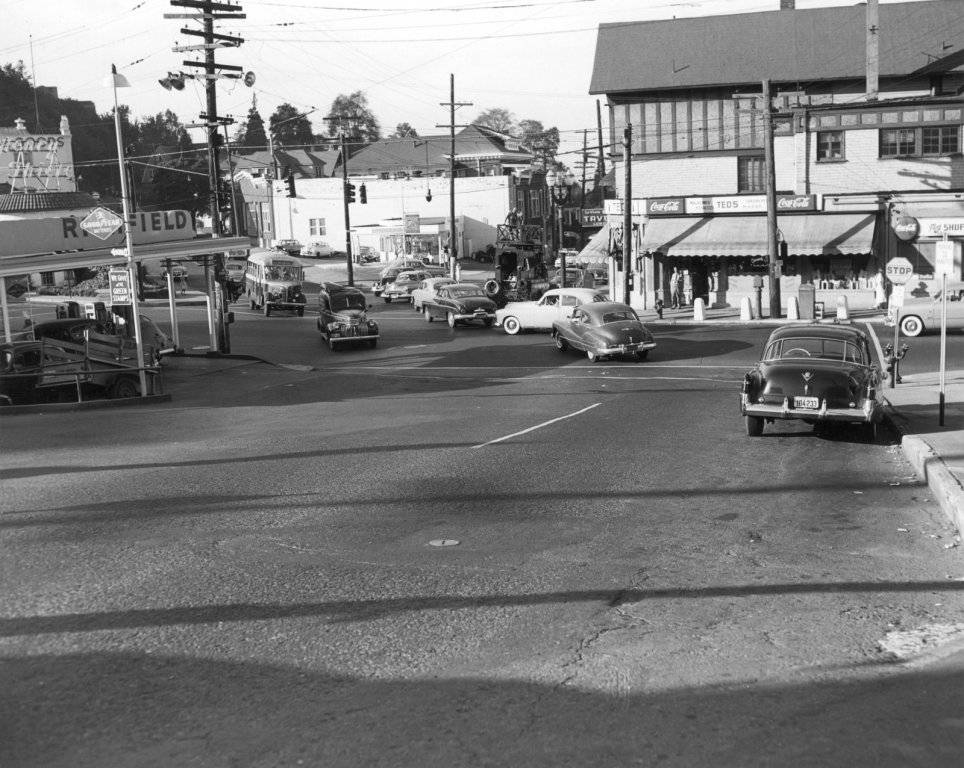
[670,267,682,309]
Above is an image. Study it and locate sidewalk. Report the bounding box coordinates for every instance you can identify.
[883,370,964,543]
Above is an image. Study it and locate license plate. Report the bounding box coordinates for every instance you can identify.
[794,396,819,409]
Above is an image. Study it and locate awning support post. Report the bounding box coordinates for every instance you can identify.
[0,276,11,343]
[164,259,181,353]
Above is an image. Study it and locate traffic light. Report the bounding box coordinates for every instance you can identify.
[359,183,367,204]
[346,182,356,203]
[285,172,296,198]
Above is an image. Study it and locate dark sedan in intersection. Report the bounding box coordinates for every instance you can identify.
[741,324,886,438]
[421,283,497,328]
[551,302,656,362]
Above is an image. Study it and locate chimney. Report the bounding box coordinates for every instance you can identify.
[780,0,795,9]
[866,0,879,100]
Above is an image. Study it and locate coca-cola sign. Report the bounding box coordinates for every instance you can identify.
[646,197,684,215]
[894,216,920,242]
[776,195,815,210]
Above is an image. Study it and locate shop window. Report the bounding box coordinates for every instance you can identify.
[922,126,959,155]
[880,126,959,157]
[816,130,845,161]
[737,155,765,193]
[529,190,542,218]
[40,272,55,287]
[309,218,326,237]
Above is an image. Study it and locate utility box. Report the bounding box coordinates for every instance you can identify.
[798,283,816,320]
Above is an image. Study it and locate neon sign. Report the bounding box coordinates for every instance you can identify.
[2,117,76,192]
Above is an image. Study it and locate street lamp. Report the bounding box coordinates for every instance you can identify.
[545,169,575,285]
[107,64,148,397]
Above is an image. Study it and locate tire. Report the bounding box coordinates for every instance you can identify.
[746,415,764,437]
[586,349,599,363]
[250,297,256,310]
[327,336,337,351]
[900,315,924,337]
[633,350,649,362]
[483,318,493,328]
[297,307,304,317]
[554,333,568,352]
[109,375,139,399]
[368,338,377,349]
[424,307,433,322]
[865,420,879,443]
[503,316,521,335]
[483,279,500,297]
[384,297,392,304]
[447,311,456,328]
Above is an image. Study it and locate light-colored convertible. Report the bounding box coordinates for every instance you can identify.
[495,287,606,335]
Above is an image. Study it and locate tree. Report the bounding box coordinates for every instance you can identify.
[235,95,267,150]
[392,122,418,139]
[518,119,560,168]
[474,107,515,135]
[269,103,314,148]
[324,91,381,150]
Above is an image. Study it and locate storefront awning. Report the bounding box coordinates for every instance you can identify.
[575,224,610,264]
[641,214,876,258]
[0,236,252,278]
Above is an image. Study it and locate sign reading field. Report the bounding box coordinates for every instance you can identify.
[884,256,914,285]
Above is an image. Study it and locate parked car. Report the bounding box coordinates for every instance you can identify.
[411,277,457,312]
[381,270,431,303]
[162,263,188,279]
[888,280,964,336]
[271,238,303,256]
[741,324,885,438]
[244,252,307,316]
[496,287,606,335]
[422,283,497,328]
[300,239,334,258]
[552,302,656,362]
[357,246,380,263]
[32,316,173,362]
[317,282,379,350]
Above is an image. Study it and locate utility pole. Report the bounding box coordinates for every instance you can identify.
[340,133,355,287]
[437,74,472,280]
[622,124,632,306]
[595,99,607,184]
[762,79,781,318]
[166,0,245,354]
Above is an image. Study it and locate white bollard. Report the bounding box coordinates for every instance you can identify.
[740,295,753,322]
[693,297,706,322]
[787,296,800,321]
[836,295,849,322]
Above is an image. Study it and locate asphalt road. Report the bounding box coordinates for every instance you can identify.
[2,268,964,767]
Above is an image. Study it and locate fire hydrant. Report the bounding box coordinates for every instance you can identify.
[655,298,664,319]
[883,342,909,388]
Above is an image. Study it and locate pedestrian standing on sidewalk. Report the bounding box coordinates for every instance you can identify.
[670,267,682,309]
[873,269,887,309]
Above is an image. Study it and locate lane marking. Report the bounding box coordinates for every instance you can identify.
[864,321,887,368]
[472,402,602,448]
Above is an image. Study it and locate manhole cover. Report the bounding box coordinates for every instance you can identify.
[428,539,460,547]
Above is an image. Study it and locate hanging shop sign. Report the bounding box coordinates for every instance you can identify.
[403,213,421,234]
[581,208,606,227]
[684,194,816,215]
[0,210,196,257]
[1,117,76,192]
[108,268,132,306]
[645,198,685,216]
[893,216,920,241]
[916,218,964,239]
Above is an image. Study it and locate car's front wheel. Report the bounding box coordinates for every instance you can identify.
[586,349,600,363]
[447,311,457,328]
[424,307,433,322]
[633,350,649,362]
[900,315,924,337]
[109,375,139,399]
[502,316,521,335]
[745,415,764,436]
[554,333,568,352]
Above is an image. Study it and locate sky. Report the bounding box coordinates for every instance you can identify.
[0,0,937,170]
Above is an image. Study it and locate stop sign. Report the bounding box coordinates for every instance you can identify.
[885,256,914,285]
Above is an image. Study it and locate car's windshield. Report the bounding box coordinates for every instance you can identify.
[449,287,484,298]
[765,337,867,364]
[331,294,365,312]
[600,309,638,324]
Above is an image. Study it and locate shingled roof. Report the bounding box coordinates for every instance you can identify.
[0,191,100,213]
[590,0,964,95]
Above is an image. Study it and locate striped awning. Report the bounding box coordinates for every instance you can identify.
[641,213,877,258]
[575,224,610,264]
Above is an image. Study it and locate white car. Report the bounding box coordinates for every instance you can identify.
[300,239,334,258]
[411,276,457,311]
[889,280,964,336]
[495,287,607,335]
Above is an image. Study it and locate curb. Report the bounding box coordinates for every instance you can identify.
[884,402,964,539]
[0,393,172,416]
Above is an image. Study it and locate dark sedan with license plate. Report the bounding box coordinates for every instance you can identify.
[741,324,886,438]
[551,302,656,362]
[422,283,497,328]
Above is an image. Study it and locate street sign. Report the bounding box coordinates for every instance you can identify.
[108,268,132,306]
[5,281,27,299]
[884,256,914,285]
[80,207,124,240]
[935,240,957,278]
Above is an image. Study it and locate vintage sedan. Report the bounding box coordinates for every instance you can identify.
[551,302,656,362]
[889,280,964,336]
[422,283,497,328]
[411,276,457,311]
[741,324,885,438]
[381,270,431,303]
[496,287,605,335]
[317,282,379,349]
[372,258,446,297]
[300,239,334,258]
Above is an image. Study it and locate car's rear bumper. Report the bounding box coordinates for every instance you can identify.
[593,341,656,357]
[741,394,878,423]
